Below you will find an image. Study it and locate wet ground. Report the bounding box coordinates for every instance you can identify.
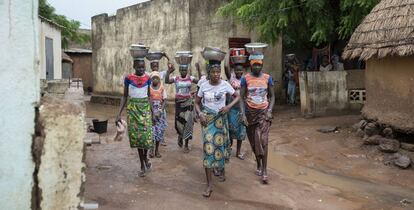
[84,103,414,210]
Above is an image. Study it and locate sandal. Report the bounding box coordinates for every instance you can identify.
[155,153,162,158]
[261,175,269,184]
[161,141,167,146]
[145,160,152,172]
[255,169,263,176]
[183,147,190,153]
[213,168,220,176]
[236,153,245,160]
[218,175,226,182]
[202,189,213,198]
[138,170,146,177]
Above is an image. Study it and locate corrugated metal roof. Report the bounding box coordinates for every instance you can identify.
[64,48,92,54]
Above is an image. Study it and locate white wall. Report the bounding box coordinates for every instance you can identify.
[39,18,62,80]
[0,0,39,209]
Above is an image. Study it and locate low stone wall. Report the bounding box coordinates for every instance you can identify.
[46,79,70,94]
[299,70,365,117]
[34,96,86,209]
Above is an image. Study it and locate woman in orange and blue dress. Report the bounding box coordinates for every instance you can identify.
[240,58,275,184]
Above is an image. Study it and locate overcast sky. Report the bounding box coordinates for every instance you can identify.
[48,0,147,29]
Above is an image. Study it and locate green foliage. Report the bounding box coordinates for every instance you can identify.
[39,0,90,48]
[218,0,380,48]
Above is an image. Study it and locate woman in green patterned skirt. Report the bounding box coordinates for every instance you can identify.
[116,58,153,177]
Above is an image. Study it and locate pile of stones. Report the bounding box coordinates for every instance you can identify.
[353,119,413,169]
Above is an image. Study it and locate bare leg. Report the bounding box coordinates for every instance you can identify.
[261,146,269,184]
[137,149,146,177]
[236,140,244,160]
[203,168,213,197]
[155,141,161,158]
[177,135,183,147]
[143,149,151,170]
[184,139,190,153]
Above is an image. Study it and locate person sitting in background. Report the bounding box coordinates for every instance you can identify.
[319,55,332,71]
[331,54,344,71]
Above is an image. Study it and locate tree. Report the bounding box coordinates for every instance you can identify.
[218,0,379,48]
[39,0,90,49]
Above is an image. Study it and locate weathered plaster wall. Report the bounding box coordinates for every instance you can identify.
[38,96,86,210]
[364,56,414,133]
[92,0,191,97]
[299,71,349,116]
[92,0,283,99]
[39,18,62,80]
[0,0,39,209]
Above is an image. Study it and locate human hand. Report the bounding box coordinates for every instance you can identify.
[265,110,273,120]
[239,114,248,126]
[199,113,207,127]
[168,63,175,72]
[219,106,231,114]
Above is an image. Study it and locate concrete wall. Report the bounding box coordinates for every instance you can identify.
[92,0,191,96]
[92,0,283,99]
[68,53,93,91]
[364,56,414,133]
[39,18,62,80]
[299,70,366,117]
[189,0,283,97]
[299,71,349,117]
[0,1,39,209]
[37,96,86,210]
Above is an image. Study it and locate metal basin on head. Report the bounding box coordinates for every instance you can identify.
[201,47,226,61]
[146,51,164,61]
[175,51,193,65]
[245,42,268,54]
[130,44,149,59]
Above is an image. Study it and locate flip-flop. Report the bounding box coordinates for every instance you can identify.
[218,175,226,182]
[255,169,263,176]
[155,153,162,158]
[183,147,190,153]
[138,170,146,177]
[161,142,167,146]
[213,168,220,176]
[202,189,213,198]
[236,153,245,160]
[145,161,152,172]
[261,175,269,184]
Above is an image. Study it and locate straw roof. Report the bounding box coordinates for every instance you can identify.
[343,0,414,60]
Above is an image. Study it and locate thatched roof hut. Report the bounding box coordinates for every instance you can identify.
[343,0,414,133]
[343,0,414,60]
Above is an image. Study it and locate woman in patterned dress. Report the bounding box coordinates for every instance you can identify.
[116,58,153,177]
[165,63,199,153]
[195,63,240,197]
[225,62,247,160]
[149,71,168,158]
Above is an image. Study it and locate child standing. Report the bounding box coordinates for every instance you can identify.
[149,71,168,158]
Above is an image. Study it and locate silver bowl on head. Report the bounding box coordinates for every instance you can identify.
[146,51,164,61]
[201,47,226,61]
[245,42,268,54]
[130,44,149,58]
[230,55,248,64]
[175,51,193,65]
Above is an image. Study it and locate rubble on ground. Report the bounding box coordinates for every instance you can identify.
[354,118,413,170]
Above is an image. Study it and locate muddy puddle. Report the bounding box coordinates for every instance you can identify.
[267,151,414,206]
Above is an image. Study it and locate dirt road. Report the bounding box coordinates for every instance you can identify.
[84,103,414,210]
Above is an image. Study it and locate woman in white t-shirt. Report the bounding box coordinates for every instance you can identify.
[195,63,241,197]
